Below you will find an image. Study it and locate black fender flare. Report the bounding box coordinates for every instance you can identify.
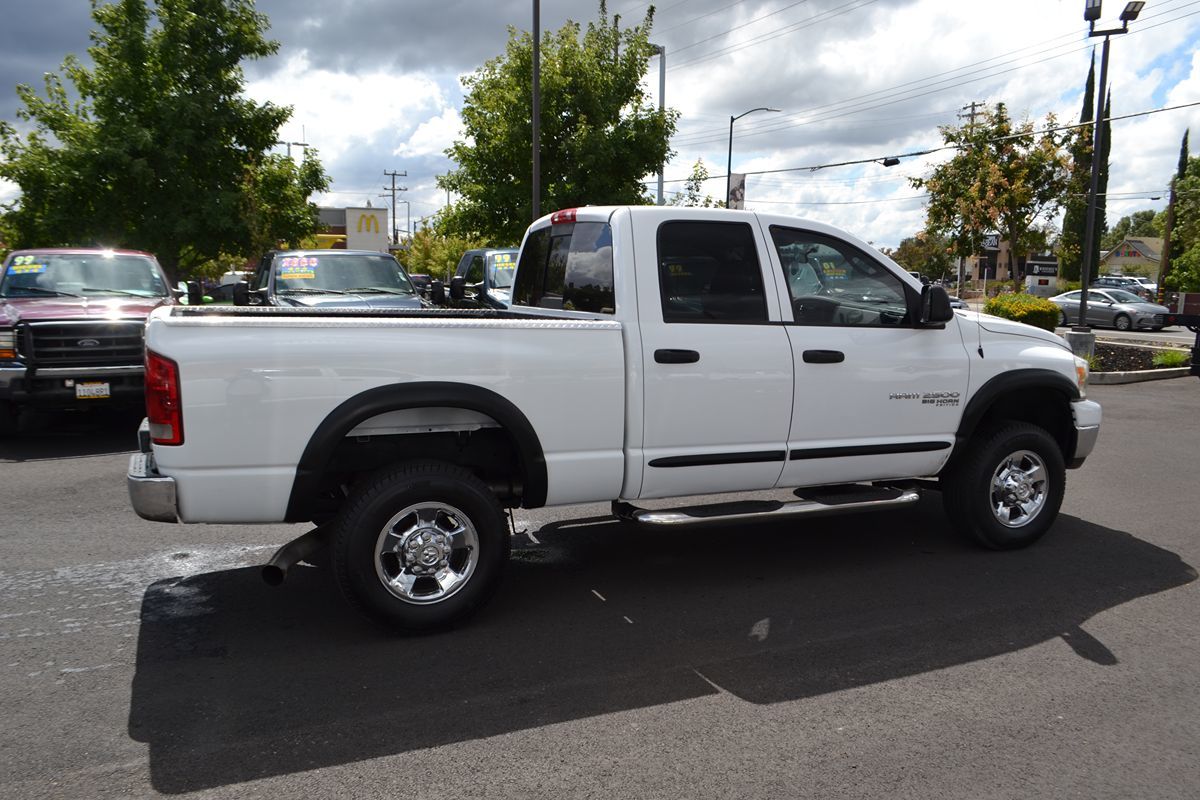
[284,382,548,521]
[955,368,1080,450]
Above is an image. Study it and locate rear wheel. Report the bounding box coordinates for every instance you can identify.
[1059,308,1069,327]
[332,461,509,632]
[1114,313,1132,331]
[942,422,1065,550]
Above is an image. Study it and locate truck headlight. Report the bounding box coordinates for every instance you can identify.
[1074,355,1089,399]
[0,329,15,360]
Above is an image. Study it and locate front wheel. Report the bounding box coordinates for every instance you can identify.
[1113,313,1132,331]
[1059,309,1069,327]
[941,422,1066,550]
[332,461,510,632]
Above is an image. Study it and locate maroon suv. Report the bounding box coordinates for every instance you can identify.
[0,248,176,433]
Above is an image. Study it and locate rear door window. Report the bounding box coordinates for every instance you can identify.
[656,220,767,323]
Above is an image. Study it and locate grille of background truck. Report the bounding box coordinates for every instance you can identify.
[18,321,145,367]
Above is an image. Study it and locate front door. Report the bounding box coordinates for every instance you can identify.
[762,221,971,488]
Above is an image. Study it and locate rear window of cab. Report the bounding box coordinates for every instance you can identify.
[512,221,615,314]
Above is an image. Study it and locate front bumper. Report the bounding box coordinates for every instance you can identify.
[1068,398,1102,469]
[128,422,178,522]
[0,364,144,407]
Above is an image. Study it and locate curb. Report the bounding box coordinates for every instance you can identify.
[1090,367,1192,385]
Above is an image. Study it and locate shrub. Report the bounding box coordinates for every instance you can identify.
[982,292,1061,332]
[1151,349,1190,368]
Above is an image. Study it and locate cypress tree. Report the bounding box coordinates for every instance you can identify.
[1059,53,1095,282]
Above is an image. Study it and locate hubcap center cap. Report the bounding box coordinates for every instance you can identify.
[402,528,452,573]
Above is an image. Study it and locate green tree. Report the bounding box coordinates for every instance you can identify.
[886,230,954,279]
[438,1,678,244]
[912,103,1070,286]
[0,0,327,281]
[1163,154,1200,291]
[669,159,723,207]
[1060,54,1096,282]
[404,225,487,281]
[1160,129,1189,291]
[1101,210,1161,250]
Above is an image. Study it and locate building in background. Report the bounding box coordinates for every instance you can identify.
[1100,237,1162,278]
[314,205,389,252]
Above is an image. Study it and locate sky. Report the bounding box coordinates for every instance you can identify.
[1,0,1198,249]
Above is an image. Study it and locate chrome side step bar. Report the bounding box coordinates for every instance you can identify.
[611,486,921,528]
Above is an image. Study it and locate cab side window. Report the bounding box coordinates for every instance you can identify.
[770,226,910,327]
[657,221,767,323]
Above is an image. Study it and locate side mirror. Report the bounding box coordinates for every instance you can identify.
[232,281,250,306]
[186,281,203,306]
[449,276,466,301]
[919,284,953,326]
[430,280,446,306]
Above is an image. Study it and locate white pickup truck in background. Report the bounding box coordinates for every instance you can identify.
[128,206,1100,631]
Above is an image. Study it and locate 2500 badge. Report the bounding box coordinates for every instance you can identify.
[889,390,961,407]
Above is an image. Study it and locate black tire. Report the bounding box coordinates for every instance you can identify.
[1113,313,1132,331]
[332,460,509,632]
[1058,308,1069,327]
[941,422,1066,550]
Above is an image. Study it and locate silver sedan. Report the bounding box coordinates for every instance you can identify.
[1050,288,1169,331]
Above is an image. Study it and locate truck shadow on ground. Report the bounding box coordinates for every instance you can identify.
[128,498,1196,794]
[0,408,141,461]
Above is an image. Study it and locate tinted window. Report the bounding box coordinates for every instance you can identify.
[465,256,485,285]
[657,221,766,323]
[770,227,909,326]
[512,222,615,313]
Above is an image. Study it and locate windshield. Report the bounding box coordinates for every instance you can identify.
[1,253,168,298]
[1105,289,1146,304]
[487,250,519,289]
[274,254,415,294]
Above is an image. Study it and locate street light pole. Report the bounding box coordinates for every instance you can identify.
[532,0,541,221]
[726,107,780,206]
[1073,0,1144,358]
[650,43,666,205]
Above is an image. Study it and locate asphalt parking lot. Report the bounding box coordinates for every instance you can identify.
[2,378,1198,799]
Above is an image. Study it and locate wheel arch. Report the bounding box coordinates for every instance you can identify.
[949,369,1080,469]
[285,382,548,522]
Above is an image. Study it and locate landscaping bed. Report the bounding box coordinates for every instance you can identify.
[1092,342,1191,372]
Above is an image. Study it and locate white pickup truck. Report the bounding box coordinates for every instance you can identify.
[128,206,1100,631]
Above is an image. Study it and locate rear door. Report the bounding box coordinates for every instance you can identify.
[632,209,794,499]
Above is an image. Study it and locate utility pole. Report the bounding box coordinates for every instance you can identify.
[384,170,406,245]
[275,140,309,159]
[957,101,984,292]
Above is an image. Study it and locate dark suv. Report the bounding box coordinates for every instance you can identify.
[0,248,175,433]
[1092,275,1151,299]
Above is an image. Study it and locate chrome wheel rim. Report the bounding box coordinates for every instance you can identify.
[990,449,1048,528]
[374,502,479,604]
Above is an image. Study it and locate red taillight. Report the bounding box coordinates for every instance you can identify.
[145,349,183,446]
[550,208,578,225]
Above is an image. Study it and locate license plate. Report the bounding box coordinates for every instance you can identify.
[75,381,111,400]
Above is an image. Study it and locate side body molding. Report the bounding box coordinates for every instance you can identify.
[284,382,548,521]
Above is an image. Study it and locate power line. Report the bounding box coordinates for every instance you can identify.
[667,2,1200,148]
[648,100,1200,184]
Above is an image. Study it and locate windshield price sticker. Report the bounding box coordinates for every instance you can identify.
[493,252,514,264]
[8,255,48,274]
[278,257,318,280]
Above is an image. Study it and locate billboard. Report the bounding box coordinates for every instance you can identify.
[345,207,388,252]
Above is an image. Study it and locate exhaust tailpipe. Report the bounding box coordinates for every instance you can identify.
[262,526,330,586]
